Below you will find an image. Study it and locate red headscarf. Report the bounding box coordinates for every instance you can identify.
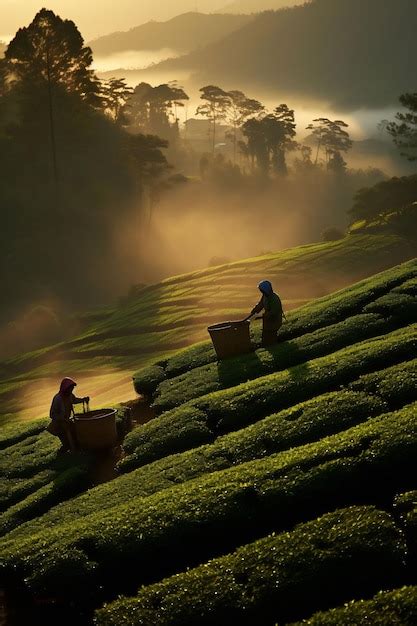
[59,377,77,395]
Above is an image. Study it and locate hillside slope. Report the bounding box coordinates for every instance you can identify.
[90,12,252,55]
[0,232,415,425]
[158,0,417,109]
[0,258,416,624]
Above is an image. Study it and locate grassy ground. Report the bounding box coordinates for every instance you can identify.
[0,232,414,425]
[1,254,417,624]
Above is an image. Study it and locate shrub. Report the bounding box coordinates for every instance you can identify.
[132,260,417,399]
[152,313,400,412]
[115,407,133,439]
[394,277,417,296]
[364,292,417,320]
[2,402,417,603]
[394,491,417,568]
[123,325,417,465]
[0,466,89,535]
[132,365,167,398]
[0,470,57,513]
[5,390,386,541]
[119,389,386,473]
[0,418,48,450]
[95,507,405,626]
[292,587,417,625]
[0,432,61,480]
[349,358,417,409]
[0,418,92,526]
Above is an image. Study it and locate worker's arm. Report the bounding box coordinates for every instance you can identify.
[72,394,90,404]
[249,297,264,318]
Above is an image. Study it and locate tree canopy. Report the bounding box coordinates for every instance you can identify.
[6,9,101,106]
[0,10,172,320]
[349,175,417,223]
[387,93,417,162]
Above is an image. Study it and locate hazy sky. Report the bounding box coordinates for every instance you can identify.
[0,0,228,41]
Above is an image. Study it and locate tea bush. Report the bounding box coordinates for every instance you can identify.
[2,403,417,602]
[292,587,417,625]
[0,466,89,536]
[0,470,57,513]
[349,358,417,409]
[394,491,417,568]
[0,432,62,480]
[132,259,417,399]
[95,507,405,626]
[0,418,48,450]
[118,389,386,473]
[2,258,417,620]
[153,313,399,411]
[124,325,417,466]
[4,390,386,540]
[0,420,91,528]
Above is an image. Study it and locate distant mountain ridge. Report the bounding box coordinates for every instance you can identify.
[156,0,417,110]
[90,12,252,56]
[219,0,305,13]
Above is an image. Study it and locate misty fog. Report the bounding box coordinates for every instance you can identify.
[1,0,416,367]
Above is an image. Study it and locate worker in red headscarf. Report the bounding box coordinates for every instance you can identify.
[48,378,90,453]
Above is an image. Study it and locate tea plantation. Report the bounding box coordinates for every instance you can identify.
[0,256,416,624]
[0,231,414,425]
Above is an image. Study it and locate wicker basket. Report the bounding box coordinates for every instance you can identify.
[208,320,253,360]
[74,409,118,451]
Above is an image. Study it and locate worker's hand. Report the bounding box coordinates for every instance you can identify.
[83,396,90,403]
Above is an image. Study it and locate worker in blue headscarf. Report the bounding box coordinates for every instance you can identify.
[245,280,284,346]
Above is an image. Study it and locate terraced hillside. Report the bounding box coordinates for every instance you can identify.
[0,257,416,624]
[0,232,414,425]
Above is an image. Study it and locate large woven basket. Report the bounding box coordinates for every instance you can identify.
[208,320,253,360]
[74,409,118,451]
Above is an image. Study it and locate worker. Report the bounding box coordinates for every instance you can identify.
[48,377,90,453]
[246,280,284,346]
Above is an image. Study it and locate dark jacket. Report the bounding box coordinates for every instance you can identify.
[50,393,83,421]
[251,292,283,330]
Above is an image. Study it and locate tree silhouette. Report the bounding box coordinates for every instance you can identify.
[241,104,296,175]
[241,117,269,173]
[149,83,189,139]
[196,85,231,154]
[306,118,352,167]
[129,82,153,131]
[101,78,133,124]
[5,9,101,190]
[227,90,264,162]
[387,93,417,161]
[264,104,297,175]
[6,9,100,101]
[128,81,188,142]
[327,150,347,175]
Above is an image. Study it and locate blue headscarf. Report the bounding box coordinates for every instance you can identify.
[258,280,273,296]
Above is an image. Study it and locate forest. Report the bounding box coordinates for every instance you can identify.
[3,4,417,359]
